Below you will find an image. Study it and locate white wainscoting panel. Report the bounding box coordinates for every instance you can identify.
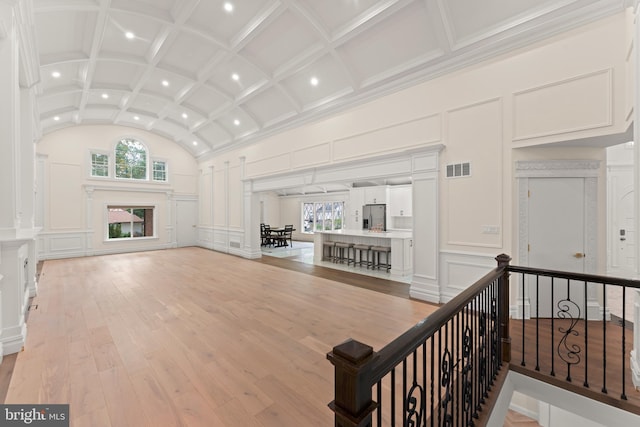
[513,69,612,141]
[439,251,498,303]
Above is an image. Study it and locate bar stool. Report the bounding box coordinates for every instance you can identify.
[334,242,354,265]
[353,244,371,269]
[322,241,335,262]
[371,246,391,272]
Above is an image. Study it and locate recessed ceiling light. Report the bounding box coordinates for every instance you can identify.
[101,93,109,99]
[162,80,169,87]
[53,116,60,121]
[231,73,239,81]
[310,76,319,86]
[133,116,140,121]
[192,141,198,146]
[223,2,233,12]
[182,113,188,119]
[233,119,240,126]
[51,71,61,78]
[125,31,135,40]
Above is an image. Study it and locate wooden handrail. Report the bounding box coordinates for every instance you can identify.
[327,254,512,427]
[370,257,509,384]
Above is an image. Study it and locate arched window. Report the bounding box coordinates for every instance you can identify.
[115,138,147,180]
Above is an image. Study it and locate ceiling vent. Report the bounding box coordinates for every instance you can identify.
[446,162,471,178]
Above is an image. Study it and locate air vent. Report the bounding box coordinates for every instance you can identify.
[446,162,471,178]
[230,241,241,248]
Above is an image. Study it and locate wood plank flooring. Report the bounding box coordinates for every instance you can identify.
[4,247,438,426]
[510,318,640,415]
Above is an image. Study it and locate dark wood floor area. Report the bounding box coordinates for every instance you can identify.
[255,252,415,300]
[510,318,640,415]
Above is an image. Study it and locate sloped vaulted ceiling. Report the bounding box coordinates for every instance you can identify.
[33,0,632,157]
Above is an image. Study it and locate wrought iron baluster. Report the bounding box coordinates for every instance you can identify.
[431,336,435,427]
[377,380,382,426]
[462,307,473,427]
[535,274,540,371]
[557,292,581,383]
[551,277,555,377]
[403,359,407,427]
[622,286,627,401]
[602,283,608,394]
[406,349,425,427]
[583,280,589,388]
[521,272,526,367]
[391,367,396,427]
[441,323,453,427]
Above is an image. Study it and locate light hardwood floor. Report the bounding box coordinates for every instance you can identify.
[5,247,438,426]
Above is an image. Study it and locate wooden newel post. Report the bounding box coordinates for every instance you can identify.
[496,253,512,364]
[327,338,377,427]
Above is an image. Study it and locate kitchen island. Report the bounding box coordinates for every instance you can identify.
[313,229,413,277]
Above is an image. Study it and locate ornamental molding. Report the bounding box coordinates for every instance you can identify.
[515,160,600,178]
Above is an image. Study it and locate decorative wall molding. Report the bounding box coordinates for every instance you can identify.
[515,159,600,178]
[439,250,497,303]
[513,69,613,141]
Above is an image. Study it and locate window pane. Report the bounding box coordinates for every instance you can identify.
[324,202,333,230]
[153,161,166,181]
[315,203,323,231]
[91,153,109,177]
[115,138,147,180]
[108,207,154,239]
[333,202,343,230]
[302,203,314,232]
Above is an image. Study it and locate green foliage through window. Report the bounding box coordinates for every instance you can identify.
[91,153,109,177]
[115,138,147,179]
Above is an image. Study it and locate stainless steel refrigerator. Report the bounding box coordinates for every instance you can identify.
[362,204,386,231]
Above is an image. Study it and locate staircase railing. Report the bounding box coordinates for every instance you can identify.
[327,254,512,427]
[509,265,640,415]
[328,255,640,426]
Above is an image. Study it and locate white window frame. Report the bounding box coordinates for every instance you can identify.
[105,205,157,241]
[151,158,168,182]
[89,150,110,178]
[301,201,345,234]
[114,137,149,181]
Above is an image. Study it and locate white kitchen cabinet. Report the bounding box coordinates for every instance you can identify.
[363,186,388,204]
[389,185,412,217]
[348,188,365,229]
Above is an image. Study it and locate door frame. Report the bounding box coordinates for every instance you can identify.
[515,159,600,319]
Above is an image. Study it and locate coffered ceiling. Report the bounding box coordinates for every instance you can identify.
[32,0,632,157]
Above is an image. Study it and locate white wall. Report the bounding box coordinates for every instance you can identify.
[197,11,631,302]
[36,125,198,259]
[278,192,350,242]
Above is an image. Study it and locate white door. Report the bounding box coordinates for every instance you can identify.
[528,178,586,318]
[176,200,198,247]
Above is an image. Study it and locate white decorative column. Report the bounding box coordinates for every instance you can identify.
[0,0,36,356]
[0,240,29,354]
[0,1,21,237]
[409,146,443,303]
[240,157,261,259]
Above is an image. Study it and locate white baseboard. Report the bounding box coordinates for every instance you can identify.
[2,323,27,355]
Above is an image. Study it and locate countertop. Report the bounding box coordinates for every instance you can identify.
[316,229,412,239]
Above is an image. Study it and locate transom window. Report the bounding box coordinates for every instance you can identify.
[107,206,154,239]
[115,138,147,180]
[302,201,344,233]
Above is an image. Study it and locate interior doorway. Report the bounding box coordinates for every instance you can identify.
[527,177,586,318]
[516,160,599,319]
[176,199,198,247]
